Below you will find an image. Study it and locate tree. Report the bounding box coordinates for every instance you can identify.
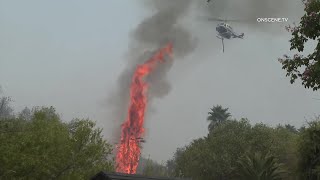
[284,124,299,134]
[172,118,299,180]
[0,86,13,119]
[143,159,154,176]
[278,0,320,90]
[166,148,185,177]
[297,119,320,179]
[0,96,14,119]
[207,105,231,132]
[236,152,286,180]
[18,107,32,121]
[0,106,114,179]
[140,157,168,177]
[271,125,300,178]
[173,119,252,180]
[65,118,114,179]
[173,138,211,180]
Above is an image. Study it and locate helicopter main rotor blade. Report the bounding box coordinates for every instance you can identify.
[206,17,225,22]
[200,15,252,22]
[197,15,225,22]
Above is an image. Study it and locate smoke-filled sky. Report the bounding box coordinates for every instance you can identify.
[1,0,319,162]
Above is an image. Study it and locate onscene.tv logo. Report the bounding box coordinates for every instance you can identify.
[256,18,289,23]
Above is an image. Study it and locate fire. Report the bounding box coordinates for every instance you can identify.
[115,43,173,174]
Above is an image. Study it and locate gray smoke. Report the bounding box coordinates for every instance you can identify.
[107,0,305,142]
[107,0,196,142]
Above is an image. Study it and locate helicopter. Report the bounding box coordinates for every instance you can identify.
[206,17,245,52]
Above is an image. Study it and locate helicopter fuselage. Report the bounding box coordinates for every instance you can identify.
[216,23,243,39]
[216,25,232,39]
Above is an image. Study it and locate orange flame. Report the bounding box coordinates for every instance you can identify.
[116,43,173,174]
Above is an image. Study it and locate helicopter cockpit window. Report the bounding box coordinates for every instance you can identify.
[217,24,228,33]
[225,24,232,29]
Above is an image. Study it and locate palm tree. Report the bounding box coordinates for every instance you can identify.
[236,152,286,180]
[207,105,231,132]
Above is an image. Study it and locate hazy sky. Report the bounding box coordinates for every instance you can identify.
[1,0,319,163]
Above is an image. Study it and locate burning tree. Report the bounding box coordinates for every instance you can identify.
[116,43,173,174]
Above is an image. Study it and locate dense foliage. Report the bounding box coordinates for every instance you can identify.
[297,120,320,179]
[165,107,320,180]
[0,99,114,179]
[140,157,168,177]
[279,0,320,90]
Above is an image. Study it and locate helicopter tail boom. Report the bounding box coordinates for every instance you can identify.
[236,33,244,39]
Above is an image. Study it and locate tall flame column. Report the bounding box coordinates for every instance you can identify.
[116,43,173,174]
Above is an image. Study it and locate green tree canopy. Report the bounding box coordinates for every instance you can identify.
[141,158,168,177]
[166,147,185,177]
[0,106,114,179]
[170,119,299,180]
[297,118,320,179]
[0,96,14,119]
[279,0,320,90]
